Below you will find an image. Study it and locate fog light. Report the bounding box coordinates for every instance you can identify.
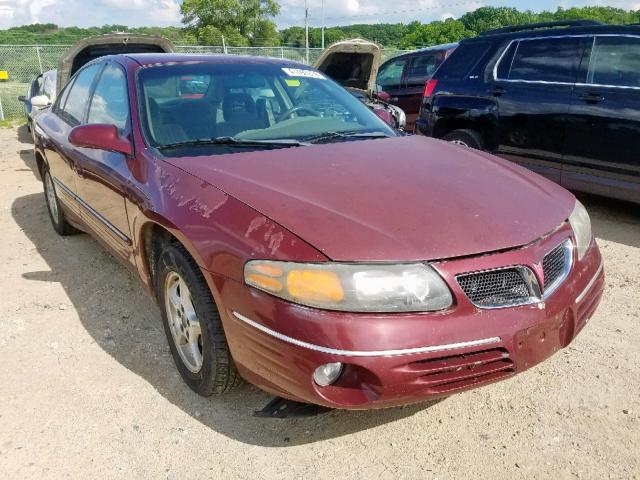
[313,362,343,387]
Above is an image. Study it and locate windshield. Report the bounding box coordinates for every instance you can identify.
[137,61,396,150]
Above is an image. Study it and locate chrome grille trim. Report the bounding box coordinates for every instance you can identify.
[542,239,573,299]
[456,265,542,309]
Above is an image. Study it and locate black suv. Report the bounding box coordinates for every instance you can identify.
[416,20,640,204]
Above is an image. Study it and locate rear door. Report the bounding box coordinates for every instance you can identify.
[398,52,446,128]
[490,36,583,183]
[40,63,102,219]
[75,61,134,263]
[562,35,640,203]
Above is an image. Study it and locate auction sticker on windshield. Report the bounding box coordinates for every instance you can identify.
[282,68,326,79]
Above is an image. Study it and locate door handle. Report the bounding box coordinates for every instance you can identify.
[489,86,506,96]
[578,93,604,103]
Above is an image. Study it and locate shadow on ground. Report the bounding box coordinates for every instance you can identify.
[12,190,434,447]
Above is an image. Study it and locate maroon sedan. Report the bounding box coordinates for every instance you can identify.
[33,54,604,409]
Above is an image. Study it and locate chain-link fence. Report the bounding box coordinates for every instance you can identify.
[0,44,410,122]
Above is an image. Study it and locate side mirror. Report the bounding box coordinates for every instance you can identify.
[375,90,391,103]
[30,95,51,108]
[69,124,132,156]
[17,95,26,103]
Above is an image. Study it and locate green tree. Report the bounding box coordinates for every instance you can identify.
[399,18,473,49]
[459,7,537,33]
[180,0,281,46]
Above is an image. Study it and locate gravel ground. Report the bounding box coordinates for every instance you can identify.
[0,125,638,479]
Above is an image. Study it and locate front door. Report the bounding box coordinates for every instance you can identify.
[490,36,584,183]
[562,35,640,203]
[398,52,445,129]
[75,61,134,263]
[376,57,408,112]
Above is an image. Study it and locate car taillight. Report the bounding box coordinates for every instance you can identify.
[423,79,438,98]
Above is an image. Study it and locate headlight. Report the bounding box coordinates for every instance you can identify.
[244,261,453,313]
[568,200,592,260]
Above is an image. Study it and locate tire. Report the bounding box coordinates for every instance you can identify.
[42,169,78,236]
[156,244,240,396]
[444,129,483,150]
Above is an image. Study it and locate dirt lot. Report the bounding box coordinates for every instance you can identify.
[0,125,638,479]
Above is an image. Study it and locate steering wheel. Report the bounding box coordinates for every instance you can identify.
[277,105,321,122]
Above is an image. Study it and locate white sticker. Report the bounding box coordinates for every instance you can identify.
[282,67,326,79]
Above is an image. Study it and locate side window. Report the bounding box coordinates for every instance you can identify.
[60,64,101,126]
[496,42,518,79]
[54,79,74,114]
[506,37,581,83]
[438,42,491,80]
[43,72,57,99]
[87,63,129,132]
[406,53,444,87]
[376,59,406,91]
[588,36,640,88]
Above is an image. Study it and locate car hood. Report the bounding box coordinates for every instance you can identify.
[164,136,575,262]
[314,39,381,93]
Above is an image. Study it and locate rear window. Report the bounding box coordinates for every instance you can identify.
[499,37,581,83]
[435,42,491,80]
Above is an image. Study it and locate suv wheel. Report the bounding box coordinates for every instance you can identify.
[444,129,483,150]
[156,244,241,396]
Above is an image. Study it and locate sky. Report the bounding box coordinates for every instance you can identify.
[0,0,638,30]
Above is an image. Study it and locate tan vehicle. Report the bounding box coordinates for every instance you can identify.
[56,33,174,92]
[315,39,406,129]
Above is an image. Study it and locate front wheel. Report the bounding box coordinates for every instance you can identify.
[156,244,240,396]
[443,129,483,150]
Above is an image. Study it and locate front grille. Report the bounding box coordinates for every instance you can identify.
[457,268,533,308]
[543,240,571,293]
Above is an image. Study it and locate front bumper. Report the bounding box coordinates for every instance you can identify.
[214,226,604,409]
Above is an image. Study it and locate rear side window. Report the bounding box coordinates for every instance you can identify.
[60,64,102,125]
[505,37,581,83]
[588,36,640,88]
[406,53,444,87]
[436,42,491,80]
[376,59,406,91]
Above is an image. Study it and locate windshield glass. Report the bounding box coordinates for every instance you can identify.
[137,61,396,149]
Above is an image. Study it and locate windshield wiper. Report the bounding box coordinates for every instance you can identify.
[302,131,391,144]
[157,137,307,150]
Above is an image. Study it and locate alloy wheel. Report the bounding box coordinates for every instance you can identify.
[164,271,203,373]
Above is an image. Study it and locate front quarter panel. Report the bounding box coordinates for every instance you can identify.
[128,150,328,288]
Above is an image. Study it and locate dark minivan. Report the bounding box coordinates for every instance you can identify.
[376,43,457,129]
[416,21,640,204]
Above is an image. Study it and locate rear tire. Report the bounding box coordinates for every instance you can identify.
[444,129,483,150]
[43,169,79,236]
[156,244,241,396]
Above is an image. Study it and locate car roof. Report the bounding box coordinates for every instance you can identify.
[386,43,458,63]
[462,23,640,43]
[118,53,307,68]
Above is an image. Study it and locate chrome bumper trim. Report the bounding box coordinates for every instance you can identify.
[231,311,501,358]
[575,261,604,304]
